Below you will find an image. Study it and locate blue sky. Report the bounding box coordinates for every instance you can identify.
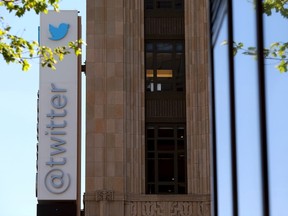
[1,1,288,216]
[214,1,288,216]
[0,1,86,216]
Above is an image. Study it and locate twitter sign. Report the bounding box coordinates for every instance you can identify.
[49,23,70,41]
[38,10,80,203]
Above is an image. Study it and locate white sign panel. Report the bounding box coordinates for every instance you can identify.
[38,10,79,200]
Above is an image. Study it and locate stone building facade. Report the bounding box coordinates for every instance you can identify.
[84,0,210,215]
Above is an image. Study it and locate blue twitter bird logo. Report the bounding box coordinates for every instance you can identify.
[49,23,69,41]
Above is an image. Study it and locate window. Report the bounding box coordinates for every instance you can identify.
[146,125,186,194]
[145,41,185,92]
[145,0,183,10]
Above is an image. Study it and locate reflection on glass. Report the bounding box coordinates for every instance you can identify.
[146,124,186,194]
[213,15,233,216]
[158,185,174,193]
[146,69,173,78]
[178,153,185,182]
[156,42,173,51]
[145,41,184,92]
[158,127,174,137]
[157,70,173,77]
[147,140,154,151]
[145,0,153,10]
[264,1,288,215]
[157,139,174,151]
[146,52,153,69]
[145,0,183,10]
[232,1,262,216]
[146,69,154,78]
[156,53,172,69]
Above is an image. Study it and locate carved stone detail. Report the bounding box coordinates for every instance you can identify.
[201,202,211,216]
[130,202,137,216]
[95,190,114,201]
[170,202,193,216]
[142,202,165,216]
[127,201,210,216]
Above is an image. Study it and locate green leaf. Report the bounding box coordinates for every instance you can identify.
[276,60,288,73]
[220,40,228,46]
[22,59,30,71]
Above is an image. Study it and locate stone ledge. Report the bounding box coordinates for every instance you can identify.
[84,191,211,202]
[125,193,211,202]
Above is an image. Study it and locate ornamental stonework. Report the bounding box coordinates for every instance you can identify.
[95,190,114,201]
[128,201,210,216]
[142,202,165,216]
[170,202,193,216]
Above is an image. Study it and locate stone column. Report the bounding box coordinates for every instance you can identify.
[85,0,125,215]
[185,0,211,197]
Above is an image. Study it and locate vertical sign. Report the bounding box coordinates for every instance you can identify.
[38,10,79,200]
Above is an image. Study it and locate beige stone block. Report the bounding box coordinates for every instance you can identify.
[94,77,106,91]
[107,91,124,105]
[107,21,116,35]
[86,147,95,162]
[106,49,115,62]
[94,49,104,63]
[109,78,124,91]
[86,119,96,134]
[94,92,105,105]
[107,148,115,162]
[115,49,124,63]
[107,119,115,133]
[86,133,95,149]
[114,37,124,49]
[94,133,105,148]
[115,63,124,77]
[86,162,96,177]
[115,21,124,35]
[94,8,105,22]
[114,148,123,162]
[86,48,95,62]
[115,162,123,176]
[107,104,123,119]
[114,120,124,133]
[107,63,116,78]
[95,118,106,133]
[95,0,104,7]
[86,103,94,121]
[106,37,115,49]
[114,134,124,147]
[108,177,124,192]
[106,0,115,8]
[86,21,95,36]
[95,162,104,177]
[94,105,104,118]
[106,133,116,148]
[86,162,104,177]
[86,34,95,49]
[95,35,105,48]
[86,177,96,191]
[94,147,104,162]
[93,177,105,190]
[107,162,115,176]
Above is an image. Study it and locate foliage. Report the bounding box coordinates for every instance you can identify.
[223,40,288,73]
[262,0,288,18]
[0,0,85,71]
[223,0,288,72]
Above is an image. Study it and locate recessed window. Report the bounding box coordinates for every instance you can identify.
[144,0,184,10]
[145,41,185,92]
[146,125,186,194]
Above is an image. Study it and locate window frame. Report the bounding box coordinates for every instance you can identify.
[145,40,185,93]
[146,124,187,194]
[144,0,184,10]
